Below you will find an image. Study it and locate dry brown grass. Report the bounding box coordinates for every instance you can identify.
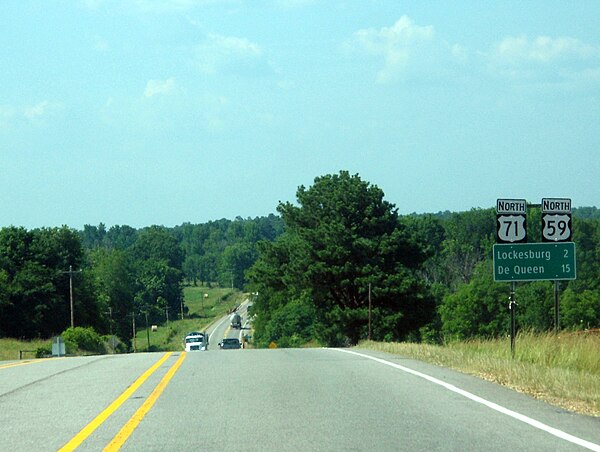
[359,331,600,417]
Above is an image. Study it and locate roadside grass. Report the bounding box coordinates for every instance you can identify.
[134,285,245,352]
[359,330,600,417]
[0,338,51,361]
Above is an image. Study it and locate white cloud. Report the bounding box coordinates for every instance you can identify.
[348,16,460,83]
[21,101,63,122]
[493,35,599,64]
[488,35,600,82]
[195,33,266,76]
[144,78,176,97]
[24,101,49,119]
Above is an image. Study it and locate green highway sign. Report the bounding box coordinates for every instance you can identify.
[493,242,576,282]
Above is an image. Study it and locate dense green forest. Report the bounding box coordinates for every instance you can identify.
[1,171,598,348]
[0,216,283,346]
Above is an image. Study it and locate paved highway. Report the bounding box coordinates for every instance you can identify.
[1,326,599,450]
[206,298,252,349]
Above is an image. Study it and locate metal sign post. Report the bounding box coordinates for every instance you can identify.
[554,281,561,333]
[509,282,516,358]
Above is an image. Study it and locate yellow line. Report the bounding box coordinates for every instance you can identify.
[58,352,173,452]
[0,359,48,369]
[103,352,187,451]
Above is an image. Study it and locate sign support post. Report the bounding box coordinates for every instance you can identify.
[495,198,527,358]
[509,282,516,357]
[554,281,560,334]
[541,198,572,333]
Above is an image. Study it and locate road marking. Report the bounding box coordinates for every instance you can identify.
[103,352,186,451]
[209,315,230,344]
[0,358,62,370]
[58,352,172,451]
[333,348,600,452]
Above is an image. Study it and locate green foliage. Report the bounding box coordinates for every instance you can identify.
[182,254,203,286]
[561,288,600,330]
[515,281,554,331]
[249,171,435,346]
[175,215,283,290]
[101,334,128,354]
[437,208,495,289]
[440,260,509,340]
[0,226,93,338]
[88,248,136,344]
[131,226,184,269]
[256,292,317,348]
[36,346,51,358]
[219,242,257,289]
[573,206,600,220]
[62,326,104,354]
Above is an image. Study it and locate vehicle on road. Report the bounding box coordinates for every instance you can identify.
[230,312,242,329]
[184,332,208,351]
[219,338,241,349]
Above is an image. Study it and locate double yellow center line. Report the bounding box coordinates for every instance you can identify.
[59,351,186,451]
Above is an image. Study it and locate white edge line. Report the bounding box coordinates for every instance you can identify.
[208,315,229,345]
[331,348,600,452]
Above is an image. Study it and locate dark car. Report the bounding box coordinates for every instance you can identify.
[219,338,241,349]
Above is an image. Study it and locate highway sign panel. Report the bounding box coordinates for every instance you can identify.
[493,242,576,282]
[542,198,572,242]
[496,199,527,243]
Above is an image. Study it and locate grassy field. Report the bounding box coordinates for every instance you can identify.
[359,330,600,417]
[132,285,246,352]
[0,338,52,361]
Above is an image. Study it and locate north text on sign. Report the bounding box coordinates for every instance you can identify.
[542,198,571,213]
[497,199,526,214]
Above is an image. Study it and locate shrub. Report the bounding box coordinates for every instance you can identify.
[101,335,127,354]
[35,346,51,358]
[62,326,105,354]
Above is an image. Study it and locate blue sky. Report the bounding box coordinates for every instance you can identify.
[2,0,599,229]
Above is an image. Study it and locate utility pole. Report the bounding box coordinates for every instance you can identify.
[132,313,137,353]
[63,265,81,328]
[368,283,372,341]
[145,311,150,350]
[107,306,115,351]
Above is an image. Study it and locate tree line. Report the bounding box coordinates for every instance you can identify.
[0,216,283,346]
[1,171,598,348]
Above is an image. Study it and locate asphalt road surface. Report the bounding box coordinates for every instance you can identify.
[1,331,599,450]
